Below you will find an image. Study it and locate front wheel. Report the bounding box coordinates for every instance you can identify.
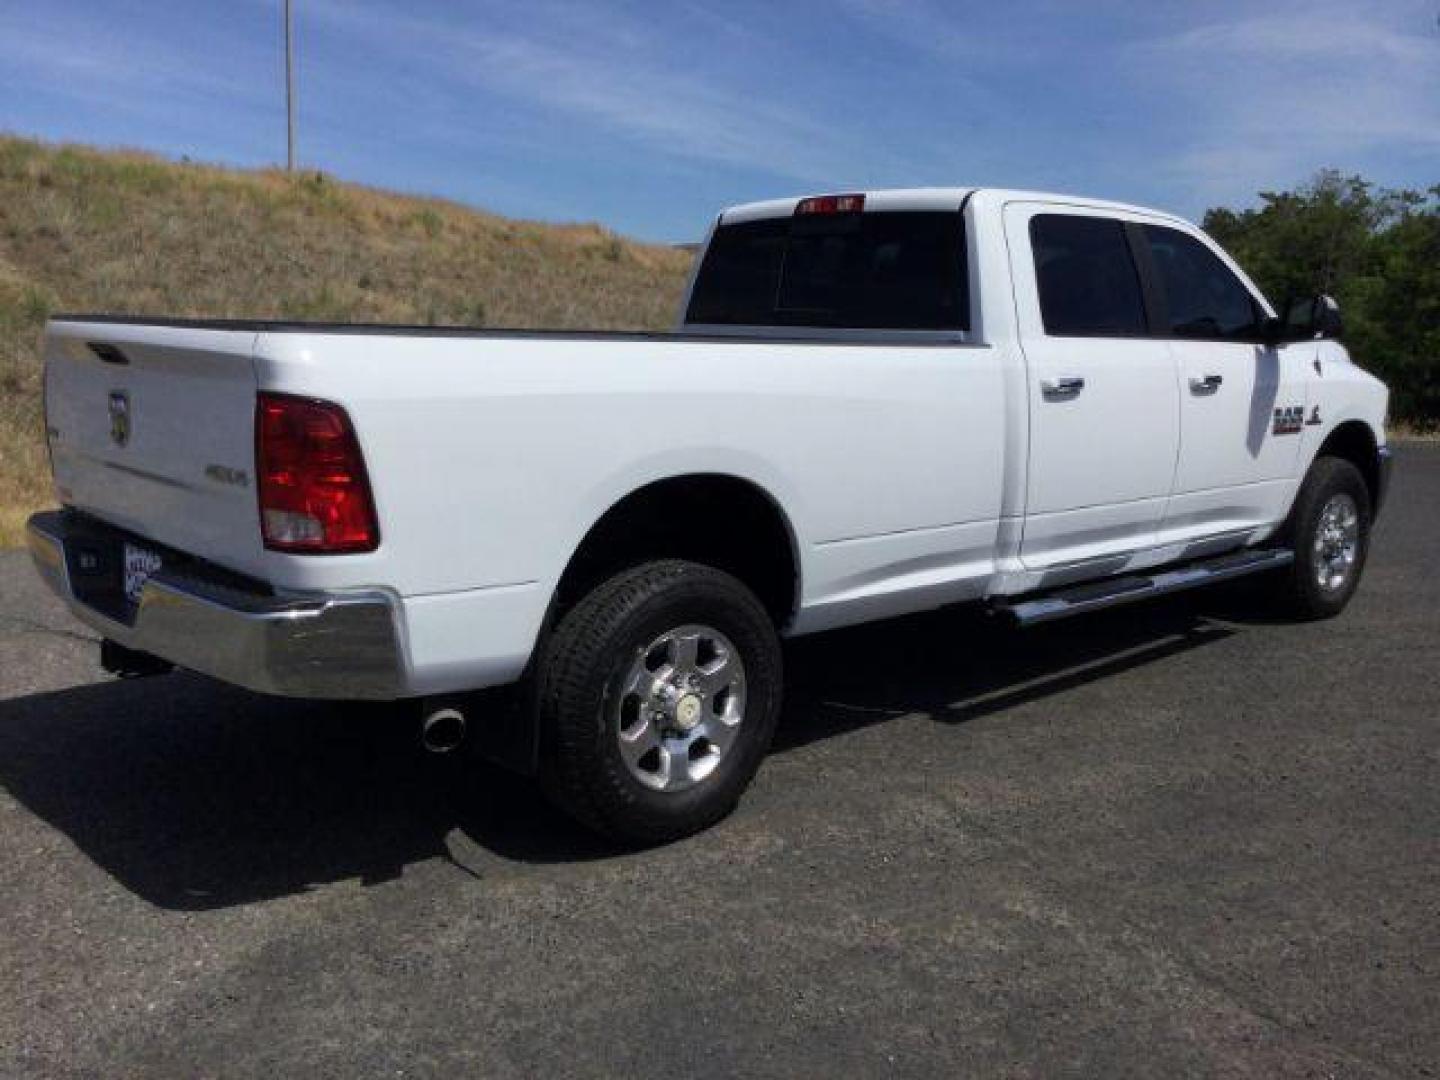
[1270,456,1372,620]
[535,560,783,845]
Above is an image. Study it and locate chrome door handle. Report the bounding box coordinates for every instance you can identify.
[1189,374,1223,392]
[1041,376,1085,398]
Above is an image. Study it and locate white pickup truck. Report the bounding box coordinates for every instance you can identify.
[28,187,1392,843]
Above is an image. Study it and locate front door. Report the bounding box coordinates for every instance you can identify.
[1136,223,1311,544]
[1004,205,1181,569]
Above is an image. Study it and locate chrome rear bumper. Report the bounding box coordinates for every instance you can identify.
[26,511,406,699]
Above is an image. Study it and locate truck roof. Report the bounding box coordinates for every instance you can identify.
[718,187,1188,227]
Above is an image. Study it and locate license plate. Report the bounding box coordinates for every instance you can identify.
[123,543,163,603]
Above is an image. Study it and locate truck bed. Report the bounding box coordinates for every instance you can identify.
[42,312,1011,694]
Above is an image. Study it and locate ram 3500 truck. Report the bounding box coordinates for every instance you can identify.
[28,188,1392,843]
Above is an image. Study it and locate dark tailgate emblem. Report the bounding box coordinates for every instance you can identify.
[108,391,131,447]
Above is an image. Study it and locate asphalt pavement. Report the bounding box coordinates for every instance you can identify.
[1,445,1436,1078]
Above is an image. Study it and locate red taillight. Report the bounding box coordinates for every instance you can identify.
[255,393,379,553]
[795,193,865,216]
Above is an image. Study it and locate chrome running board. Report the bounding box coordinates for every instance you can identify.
[996,548,1294,627]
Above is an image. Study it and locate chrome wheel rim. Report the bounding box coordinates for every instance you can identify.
[1314,492,1360,593]
[613,624,747,793]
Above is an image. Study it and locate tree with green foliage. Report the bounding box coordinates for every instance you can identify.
[1203,171,1439,427]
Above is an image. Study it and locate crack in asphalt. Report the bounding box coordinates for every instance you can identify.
[0,615,98,646]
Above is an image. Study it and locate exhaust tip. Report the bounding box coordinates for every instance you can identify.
[420,706,467,754]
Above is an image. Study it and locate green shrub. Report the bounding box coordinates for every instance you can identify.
[1205,172,1440,425]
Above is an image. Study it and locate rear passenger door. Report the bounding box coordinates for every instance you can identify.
[1138,224,1311,543]
[1004,204,1180,570]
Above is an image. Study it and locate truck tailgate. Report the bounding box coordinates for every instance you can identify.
[44,319,265,575]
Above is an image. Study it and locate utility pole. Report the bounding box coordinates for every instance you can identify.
[284,0,296,171]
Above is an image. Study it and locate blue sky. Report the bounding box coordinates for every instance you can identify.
[1,0,1437,242]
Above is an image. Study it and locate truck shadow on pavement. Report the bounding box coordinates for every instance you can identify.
[0,588,1248,911]
[777,591,1240,752]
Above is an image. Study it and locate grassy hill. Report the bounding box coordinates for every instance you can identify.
[0,135,695,545]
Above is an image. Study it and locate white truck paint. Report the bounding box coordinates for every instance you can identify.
[32,188,1390,702]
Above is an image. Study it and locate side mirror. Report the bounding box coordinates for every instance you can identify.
[1268,294,1343,345]
[1312,294,1343,339]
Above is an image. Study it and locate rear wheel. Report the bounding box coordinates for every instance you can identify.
[1270,456,1371,620]
[535,560,782,845]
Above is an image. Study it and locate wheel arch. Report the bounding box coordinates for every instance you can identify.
[1313,419,1383,511]
[480,470,800,779]
[550,472,802,631]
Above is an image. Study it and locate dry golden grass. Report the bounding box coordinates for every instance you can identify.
[0,134,694,545]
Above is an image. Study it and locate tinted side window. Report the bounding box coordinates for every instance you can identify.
[685,211,968,331]
[1029,215,1147,337]
[1142,224,1263,340]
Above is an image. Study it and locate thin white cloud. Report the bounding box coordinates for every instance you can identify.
[1130,1,1440,207]
[0,7,262,104]
[1157,12,1436,66]
[302,0,919,185]
[833,0,990,58]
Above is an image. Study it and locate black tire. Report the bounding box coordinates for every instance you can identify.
[1270,456,1372,620]
[535,560,783,845]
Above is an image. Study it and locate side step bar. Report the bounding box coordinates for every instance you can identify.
[996,548,1294,627]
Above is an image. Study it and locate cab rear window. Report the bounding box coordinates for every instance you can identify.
[685,211,969,331]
